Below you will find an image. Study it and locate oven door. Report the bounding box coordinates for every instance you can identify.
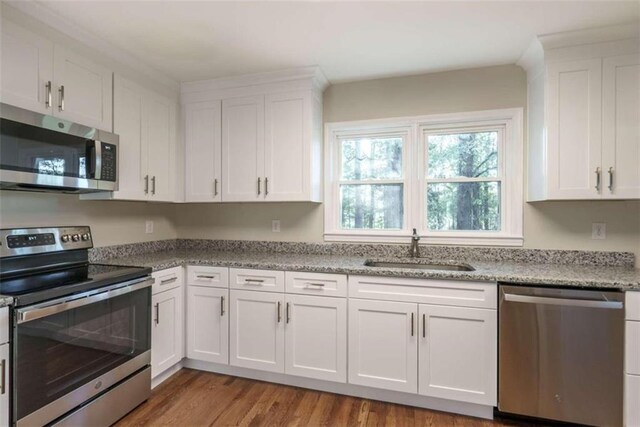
[13,277,152,426]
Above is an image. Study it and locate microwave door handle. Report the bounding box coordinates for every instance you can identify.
[94,140,102,180]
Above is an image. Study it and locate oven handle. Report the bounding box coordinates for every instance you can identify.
[16,277,154,324]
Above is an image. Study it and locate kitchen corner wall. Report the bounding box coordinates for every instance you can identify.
[174,64,640,264]
[0,191,177,246]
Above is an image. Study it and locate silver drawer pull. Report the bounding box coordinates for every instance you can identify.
[305,282,325,288]
[244,279,265,285]
[197,275,216,279]
[160,277,177,285]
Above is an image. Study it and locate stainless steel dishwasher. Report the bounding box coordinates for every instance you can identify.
[499,285,624,426]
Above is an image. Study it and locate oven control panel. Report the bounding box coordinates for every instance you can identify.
[0,226,93,258]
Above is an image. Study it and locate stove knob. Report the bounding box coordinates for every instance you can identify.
[81,233,90,241]
[72,234,80,242]
[61,235,70,243]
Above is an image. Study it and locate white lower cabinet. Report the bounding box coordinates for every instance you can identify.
[418,305,497,405]
[627,374,640,427]
[187,286,229,364]
[230,290,285,373]
[284,294,347,382]
[0,343,7,427]
[151,286,184,378]
[348,299,418,393]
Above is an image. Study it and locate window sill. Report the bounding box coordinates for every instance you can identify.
[324,232,524,247]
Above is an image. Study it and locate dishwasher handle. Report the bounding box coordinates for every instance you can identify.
[503,293,623,309]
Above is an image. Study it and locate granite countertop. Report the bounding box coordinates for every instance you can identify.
[0,296,12,308]
[98,249,640,291]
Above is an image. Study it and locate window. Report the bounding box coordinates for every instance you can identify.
[325,109,523,246]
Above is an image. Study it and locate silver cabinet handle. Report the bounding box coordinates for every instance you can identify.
[306,282,325,287]
[154,302,160,324]
[58,85,65,111]
[422,314,426,338]
[45,81,52,108]
[277,301,282,323]
[197,275,216,279]
[160,277,177,285]
[144,175,149,194]
[151,176,156,195]
[608,167,614,192]
[265,177,269,196]
[595,167,601,191]
[220,296,225,316]
[214,179,218,196]
[411,312,415,337]
[286,302,290,323]
[257,177,261,195]
[244,279,264,285]
[0,359,5,395]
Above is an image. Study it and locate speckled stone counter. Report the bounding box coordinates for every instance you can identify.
[95,248,640,291]
[0,296,13,307]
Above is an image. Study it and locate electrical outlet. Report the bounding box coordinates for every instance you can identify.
[592,222,606,240]
[272,220,281,233]
[145,220,154,234]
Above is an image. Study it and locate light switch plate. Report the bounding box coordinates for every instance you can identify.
[145,220,154,234]
[272,220,281,232]
[592,222,606,240]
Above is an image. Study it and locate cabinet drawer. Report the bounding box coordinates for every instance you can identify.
[348,275,497,309]
[627,321,640,375]
[152,267,183,295]
[230,268,284,293]
[0,307,8,345]
[187,266,229,288]
[627,292,640,321]
[285,271,347,297]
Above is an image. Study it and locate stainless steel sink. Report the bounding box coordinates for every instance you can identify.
[364,261,475,271]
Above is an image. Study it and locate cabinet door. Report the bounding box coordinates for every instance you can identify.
[348,299,417,393]
[53,46,112,130]
[221,96,265,202]
[111,75,148,199]
[264,91,311,201]
[151,287,184,378]
[0,20,53,114]
[418,305,496,405]
[185,101,222,202]
[0,343,7,427]
[187,286,228,364]
[626,374,640,427]
[547,59,602,199]
[284,294,346,383]
[229,290,284,373]
[602,54,640,199]
[145,93,176,202]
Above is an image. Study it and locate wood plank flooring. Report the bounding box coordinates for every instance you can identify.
[116,369,537,427]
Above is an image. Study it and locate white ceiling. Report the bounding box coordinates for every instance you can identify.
[20,1,640,84]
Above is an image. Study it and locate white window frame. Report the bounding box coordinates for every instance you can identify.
[324,108,524,246]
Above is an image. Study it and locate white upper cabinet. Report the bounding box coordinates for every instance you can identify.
[602,54,640,199]
[0,20,53,114]
[222,96,265,202]
[53,46,113,130]
[181,67,327,203]
[82,75,177,202]
[185,101,222,202]
[0,19,112,130]
[523,24,639,201]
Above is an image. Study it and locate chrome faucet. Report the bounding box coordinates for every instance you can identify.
[409,228,420,258]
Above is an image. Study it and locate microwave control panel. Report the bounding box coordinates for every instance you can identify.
[100,143,117,182]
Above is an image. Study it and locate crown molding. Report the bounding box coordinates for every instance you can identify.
[4,0,179,91]
[537,22,639,51]
[181,66,330,95]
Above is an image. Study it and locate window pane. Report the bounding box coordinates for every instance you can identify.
[340,184,403,229]
[427,131,498,179]
[427,182,500,231]
[341,137,403,180]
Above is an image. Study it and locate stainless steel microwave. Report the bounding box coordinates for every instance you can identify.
[0,103,118,193]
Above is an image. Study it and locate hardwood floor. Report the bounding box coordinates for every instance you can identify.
[116,369,536,427]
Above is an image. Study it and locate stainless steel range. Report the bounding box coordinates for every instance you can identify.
[0,226,152,427]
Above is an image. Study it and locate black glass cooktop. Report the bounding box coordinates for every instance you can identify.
[1,263,152,307]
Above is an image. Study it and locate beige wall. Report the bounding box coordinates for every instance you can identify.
[0,191,177,247]
[174,65,640,263]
